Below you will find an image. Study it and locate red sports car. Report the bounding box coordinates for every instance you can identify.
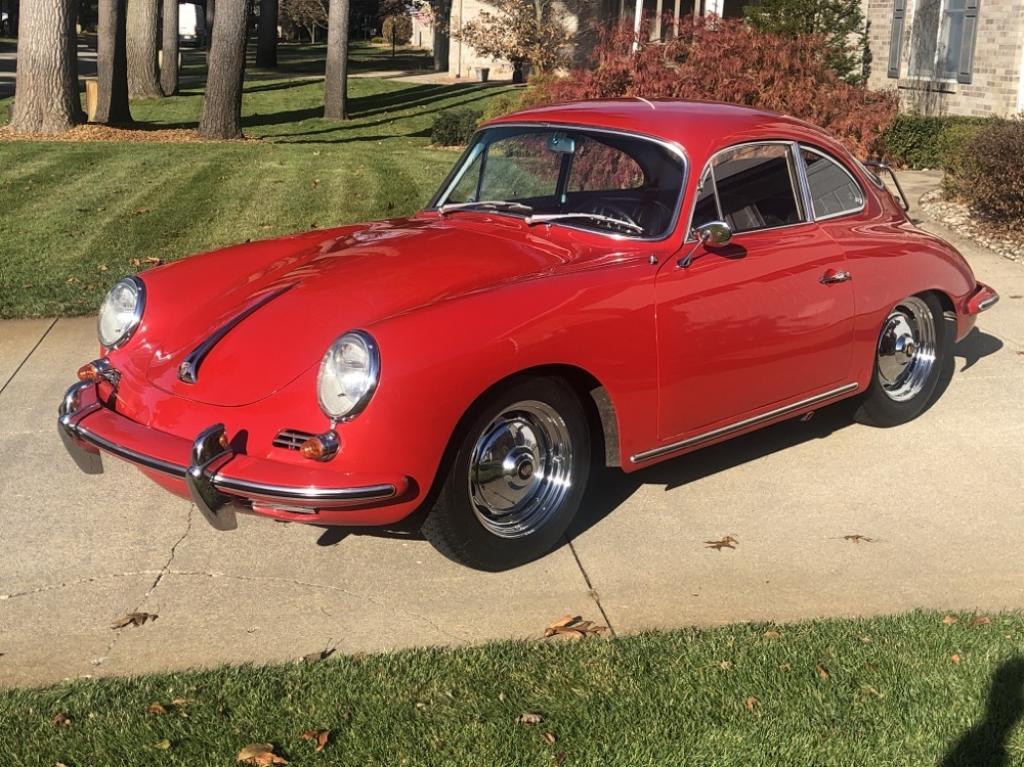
[60,100,998,570]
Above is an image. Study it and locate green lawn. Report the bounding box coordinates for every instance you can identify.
[0,43,513,318]
[2,611,1023,766]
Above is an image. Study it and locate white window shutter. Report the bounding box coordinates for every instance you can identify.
[957,0,980,84]
[888,0,907,79]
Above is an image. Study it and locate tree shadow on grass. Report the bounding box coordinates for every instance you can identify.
[940,657,1024,767]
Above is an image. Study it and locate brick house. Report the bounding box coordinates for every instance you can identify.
[864,0,1024,115]
[413,0,746,80]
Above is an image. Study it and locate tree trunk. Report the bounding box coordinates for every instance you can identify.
[205,0,215,46]
[323,0,349,119]
[255,0,277,66]
[432,0,449,72]
[198,0,246,138]
[9,0,80,133]
[160,0,179,94]
[66,5,87,122]
[94,0,132,122]
[127,0,162,97]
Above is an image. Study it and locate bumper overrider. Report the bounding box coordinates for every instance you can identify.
[58,380,409,530]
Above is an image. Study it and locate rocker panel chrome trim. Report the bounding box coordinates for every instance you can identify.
[630,383,859,464]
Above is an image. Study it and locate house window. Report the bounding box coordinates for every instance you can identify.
[909,0,967,80]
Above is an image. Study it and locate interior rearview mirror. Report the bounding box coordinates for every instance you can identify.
[547,132,576,154]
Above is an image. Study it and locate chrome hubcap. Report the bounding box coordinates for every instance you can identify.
[877,296,936,402]
[468,400,574,539]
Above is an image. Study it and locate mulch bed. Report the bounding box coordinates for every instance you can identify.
[920,189,1024,264]
[0,124,260,144]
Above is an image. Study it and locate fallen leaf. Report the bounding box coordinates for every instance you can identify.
[543,615,607,639]
[778,662,792,671]
[1009,294,1022,299]
[171,698,189,707]
[146,703,167,715]
[111,612,156,629]
[542,732,556,745]
[859,635,872,644]
[130,258,142,267]
[153,738,171,750]
[134,208,150,215]
[942,615,959,625]
[517,712,543,726]
[718,660,733,670]
[237,743,288,765]
[302,647,335,663]
[299,729,330,752]
[970,615,992,627]
[704,535,738,550]
[763,630,781,639]
[843,534,875,544]
[816,664,831,680]
[144,256,162,265]
[51,712,72,727]
[744,696,759,712]
[951,654,961,664]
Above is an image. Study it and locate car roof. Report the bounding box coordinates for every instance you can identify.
[484,99,851,164]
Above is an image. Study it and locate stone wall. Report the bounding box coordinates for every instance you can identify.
[864,0,1024,116]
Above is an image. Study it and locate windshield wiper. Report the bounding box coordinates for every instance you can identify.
[438,200,534,216]
[525,212,645,234]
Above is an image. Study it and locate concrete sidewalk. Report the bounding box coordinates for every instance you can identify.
[2,172,1022,688]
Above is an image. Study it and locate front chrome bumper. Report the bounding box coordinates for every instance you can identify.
[58,381,404,530]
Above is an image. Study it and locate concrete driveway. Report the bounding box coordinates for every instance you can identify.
[2,173,1022,688]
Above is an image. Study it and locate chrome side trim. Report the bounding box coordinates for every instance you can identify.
[630,383,859,464]
[178,284,294,384]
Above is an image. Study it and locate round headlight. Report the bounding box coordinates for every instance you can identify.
[317,330,380,420]
[97,276,145,350]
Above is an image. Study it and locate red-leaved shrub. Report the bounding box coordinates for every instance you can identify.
[526,17,898,159]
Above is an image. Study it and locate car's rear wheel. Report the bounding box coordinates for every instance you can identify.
[855,293,950,427]
[422,376,590,571]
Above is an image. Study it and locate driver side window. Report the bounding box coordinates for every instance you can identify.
[692,143,805,234]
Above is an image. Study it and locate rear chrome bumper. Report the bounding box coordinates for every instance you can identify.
[966,282,999,314]
[58,381,406,529]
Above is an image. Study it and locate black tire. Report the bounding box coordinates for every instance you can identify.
[855,292,951,427]
[422,376,590,571]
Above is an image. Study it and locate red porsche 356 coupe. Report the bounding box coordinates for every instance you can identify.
[60,100,998,570]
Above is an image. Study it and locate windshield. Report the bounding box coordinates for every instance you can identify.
[431,126,686,239]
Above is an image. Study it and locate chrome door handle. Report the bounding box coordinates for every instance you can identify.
[820,270,852,284]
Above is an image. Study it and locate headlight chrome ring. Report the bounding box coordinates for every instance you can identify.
[97,275,146,350]
[317,330,380,421]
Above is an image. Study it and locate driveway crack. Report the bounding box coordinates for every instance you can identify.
[566,538,616,637]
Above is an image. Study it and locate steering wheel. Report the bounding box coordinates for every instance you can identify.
[584,202,643,233]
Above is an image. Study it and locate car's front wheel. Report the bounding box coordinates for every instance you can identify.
[422,376,590,571]
[855,293,951,427]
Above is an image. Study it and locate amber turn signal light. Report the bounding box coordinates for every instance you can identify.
[77,362,101,381]
[300,431,340,462]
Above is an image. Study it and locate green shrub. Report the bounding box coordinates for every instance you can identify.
[430,109,482,146]
[882,114,988,169]
[480,89,528,122]
[382,14,412,45]
[944,118,1024,223]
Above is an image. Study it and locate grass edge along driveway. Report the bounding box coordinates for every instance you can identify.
[2,610,1022,766]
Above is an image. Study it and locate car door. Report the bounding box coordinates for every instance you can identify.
[653,141,857,443]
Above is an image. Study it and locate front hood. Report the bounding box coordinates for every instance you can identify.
[145,216,575,406]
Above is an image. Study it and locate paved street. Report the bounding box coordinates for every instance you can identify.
[1,172,1022,688]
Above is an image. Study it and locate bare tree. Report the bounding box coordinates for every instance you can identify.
[160,0,179,94]
[198,0,247,138]
[323,0,349,118]
[256,0,278,66]
[9,0,81,133]
[127,0,162,97]
[94,0,133,122]
[281,0,326,43]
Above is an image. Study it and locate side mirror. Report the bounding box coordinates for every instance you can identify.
[695,220,732,248]
[678,221,734,269]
